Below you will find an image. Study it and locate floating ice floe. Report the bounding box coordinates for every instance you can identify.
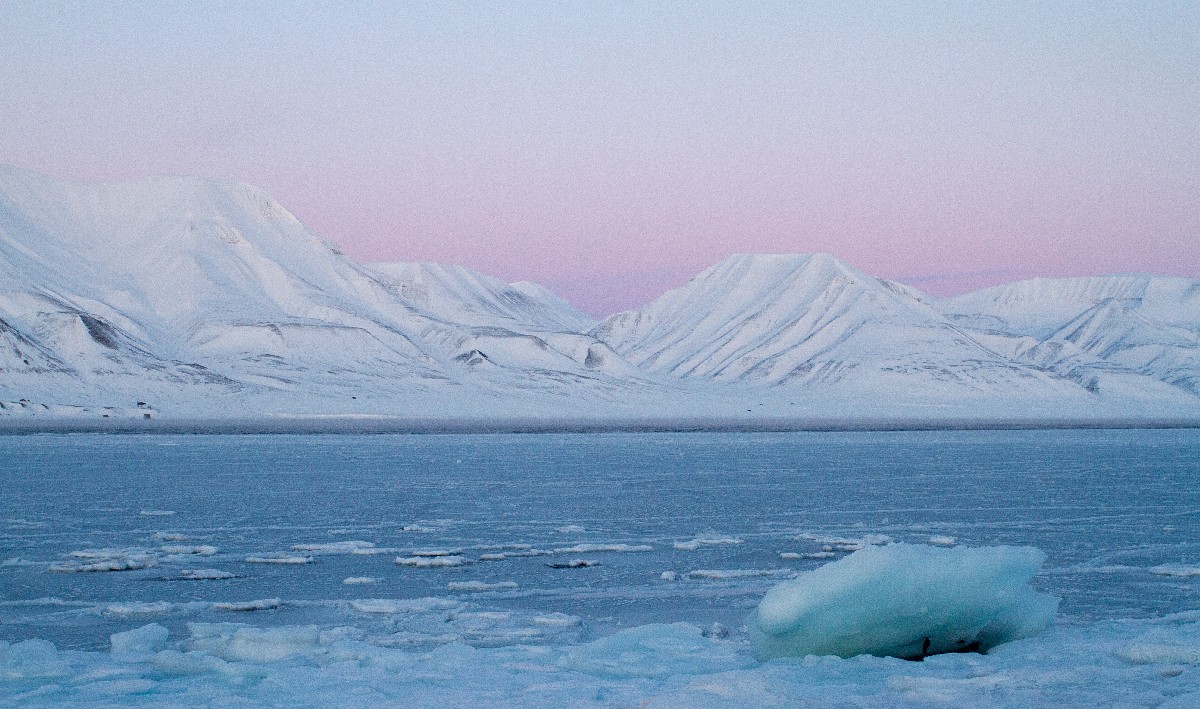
[409,549,462,557]
[396,555,468,568]
[213,598,281,612]
[547,560,598,569]
[1150,565,1200,578]
[350,547,401,556]
[750,543,1059,661]
[138,510,176,517]
[797,533,893,552]
[553,543,652,554]
[448,581,519,592]
[180,569,235,580]
[686,569,794,580]
[350,598,462,614]
[244,554,312,565]
[556,525,586,533]
[661,571,678,581]
[161,545,217,556]
[673,535,744,551]
[342,577,378,585]
[780,551,837,560]
[50,550,156,573]
[291,541,376,554]
[533,613,581,628]
[479,549,553,561]
[152,532,188,542]
[928,535,958,546]
[104,602,173,616]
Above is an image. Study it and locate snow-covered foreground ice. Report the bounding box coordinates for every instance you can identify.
[4,614,1200,707]
[3,429,1200,706]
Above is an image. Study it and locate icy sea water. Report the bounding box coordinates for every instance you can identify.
[3,428,1200,707]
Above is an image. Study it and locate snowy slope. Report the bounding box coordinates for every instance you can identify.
[939,276,1200,396]
[366,262,594,333]
[0,166,650,415]
[592,253,1087,399]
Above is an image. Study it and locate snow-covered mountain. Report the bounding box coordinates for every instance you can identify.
[939,277,1200,397]
[365,262,594,333]
[593,254,1075,399]
[0,165,649,418]
[1,165,1197,426]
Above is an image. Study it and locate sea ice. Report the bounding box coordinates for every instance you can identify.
[447,581,518,592]
[547,559,598,569]
[559,623,752,678]
[244,554,312,565]
[180,569,235,580]
[1150,565,1200,578]
[342,576,378,585]
[674,535,744,551]
[291,541,376,553]
[687,569,793,580]
[110,624,169,655]
[552,543,652,553]
[928,535,958,546]
[213,599,281,612]
[395,555,468,567]
[104,602,173,616]
[750,543,1059,661]
[160,545,217,556]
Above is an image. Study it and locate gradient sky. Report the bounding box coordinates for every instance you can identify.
[1,2,1197,315]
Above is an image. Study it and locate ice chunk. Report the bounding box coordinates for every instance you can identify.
[139,510,176,516]
[51,548,156,573]
[105,602,173,616]
[447,581,518,592]
[687,569,794,580]
[559,623,752,678]
[532,612,580,628]
[929,536,958,547]
[553,543,652,553]
[161,544,217,555]
[395,555,468,567]
[750,543,1059,661]
[153,532,188,541]
[342,576,378,585]
[187,624,319,663]
[661,571,678,581]
[244,554,312,564]
[674,535,744,551]
[556,525,586,533]
[350,598,462,614]
[547,559,598,569]
[291,541,376,553]
[110,623,169,655]
[180,569,235,580]
[213,598,281,612]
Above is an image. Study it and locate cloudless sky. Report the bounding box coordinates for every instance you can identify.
[1,1,1197,315]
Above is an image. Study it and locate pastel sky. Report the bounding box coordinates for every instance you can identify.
[1,2,1197,315]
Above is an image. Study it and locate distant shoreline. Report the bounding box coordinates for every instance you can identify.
[2,415,1198,435]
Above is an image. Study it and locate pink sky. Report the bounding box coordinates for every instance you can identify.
[1,3,1196,315]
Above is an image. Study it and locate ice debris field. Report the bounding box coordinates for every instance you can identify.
[3,429,1200,707]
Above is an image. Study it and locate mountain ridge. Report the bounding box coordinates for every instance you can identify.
[1,166,1197,425]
